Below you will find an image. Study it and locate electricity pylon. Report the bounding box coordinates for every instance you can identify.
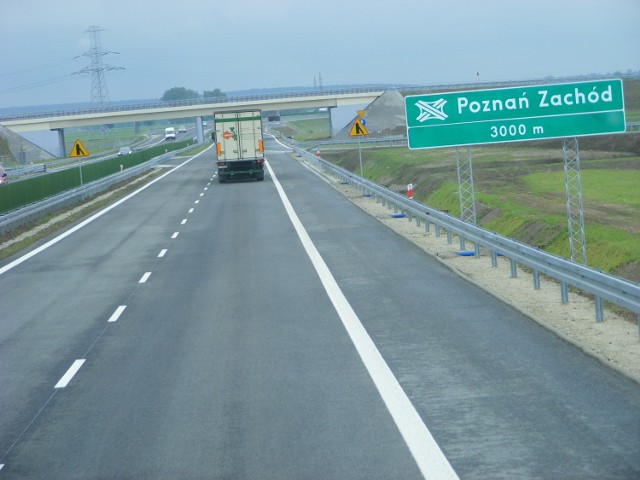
[73,26,123,106]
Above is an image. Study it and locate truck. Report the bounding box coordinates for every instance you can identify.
[214,110,264,183]
[164,127,176,140]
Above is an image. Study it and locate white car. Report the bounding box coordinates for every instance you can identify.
[118,147,132,156]
[178,126,187,133]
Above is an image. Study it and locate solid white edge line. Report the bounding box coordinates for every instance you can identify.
[139,272,152,283]
[107,305,127,323]
[265,160,459,480]
[0,145,214,277]
[54,359,86,389]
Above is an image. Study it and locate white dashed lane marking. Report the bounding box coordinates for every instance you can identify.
[54,360,86,389]
[107,305,127,323]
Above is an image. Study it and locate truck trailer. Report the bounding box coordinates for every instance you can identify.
[214,110,265,183]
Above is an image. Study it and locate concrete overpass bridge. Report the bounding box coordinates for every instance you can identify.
[0,88,385,157]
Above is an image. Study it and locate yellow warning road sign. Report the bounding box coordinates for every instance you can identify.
[69,139,89,158]
[349,118,369,137]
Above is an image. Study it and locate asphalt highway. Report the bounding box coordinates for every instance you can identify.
[0,139,638,479]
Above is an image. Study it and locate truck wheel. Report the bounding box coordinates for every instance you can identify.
[256,174,264,181]
[219,176,227,183]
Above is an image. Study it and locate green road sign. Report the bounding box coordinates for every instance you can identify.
[405,79,626,149]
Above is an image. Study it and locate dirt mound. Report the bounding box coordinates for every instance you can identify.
[333,90,406,140]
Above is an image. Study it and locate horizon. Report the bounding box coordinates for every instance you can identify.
[2,71,639,115]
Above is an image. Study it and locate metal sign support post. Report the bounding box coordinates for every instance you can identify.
[456,146,477,252]
[349,116,368,179]
[358,138,363,179]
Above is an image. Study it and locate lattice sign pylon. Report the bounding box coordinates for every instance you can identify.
[456,146,477,251]
[456,146,477,225]
[563,137,587,265]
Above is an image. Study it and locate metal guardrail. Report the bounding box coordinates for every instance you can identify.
[301,136,409,151]
[5,163,47,176]
[3,135,639,326]
[292,145,640,328]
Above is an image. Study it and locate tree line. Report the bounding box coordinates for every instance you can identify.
[161,87,226,101]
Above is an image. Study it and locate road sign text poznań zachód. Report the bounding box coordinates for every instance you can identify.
[405,79,625,149]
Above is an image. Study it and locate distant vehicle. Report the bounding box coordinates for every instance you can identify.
[202,121,207,127]
[164,127,176,140]
[0,164,7,185]
[118,146,132,156]
[214,110,264,183]
[178,126,187,133]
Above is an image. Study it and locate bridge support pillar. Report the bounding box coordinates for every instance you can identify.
[53,128,66,158]
[196,117,204,144]
[327,107,335,138]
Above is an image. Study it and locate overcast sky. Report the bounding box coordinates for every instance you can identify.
[1,0,638,108]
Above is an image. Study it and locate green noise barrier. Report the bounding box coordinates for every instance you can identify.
[0,140,190,214]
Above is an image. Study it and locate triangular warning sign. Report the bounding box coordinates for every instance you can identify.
[349,118,369,137]
[69,139,89,158]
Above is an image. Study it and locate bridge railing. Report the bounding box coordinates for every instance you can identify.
[291,145,640,328]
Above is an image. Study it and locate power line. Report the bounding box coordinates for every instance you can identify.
[0,58,77,78]
[0,74,78,95]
